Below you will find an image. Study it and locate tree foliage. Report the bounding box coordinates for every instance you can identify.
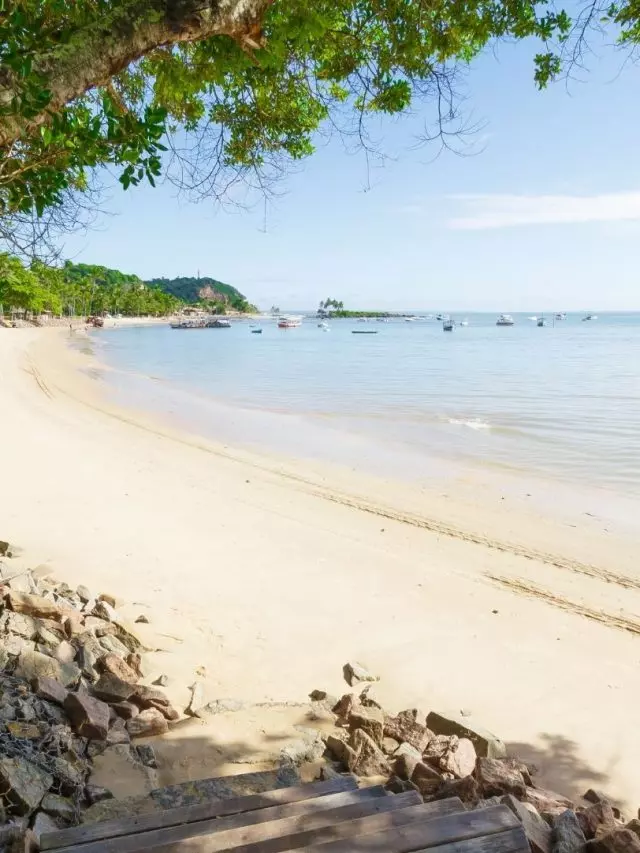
[0,0,585,249]
[147,276,254,311]
[0,255,182,316]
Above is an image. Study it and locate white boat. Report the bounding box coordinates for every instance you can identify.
[459,319,469,327]
[496,314,515,326]
[278,315,302,328]
[317,322,330,331]
[582,314,598,321]
[527,316,538,322]
[207,318,231,328]
[404,316,419,322]
[555,313,567,320]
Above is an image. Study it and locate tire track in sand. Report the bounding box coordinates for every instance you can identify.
[303,487,640,592]
[486,574,640,636]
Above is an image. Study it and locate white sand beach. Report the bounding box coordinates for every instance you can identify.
[1,326,639,809]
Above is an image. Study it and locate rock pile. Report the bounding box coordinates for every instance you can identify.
[0,556,179,842]
[319,675,640,853]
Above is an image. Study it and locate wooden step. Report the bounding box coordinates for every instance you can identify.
[41,777,358,851]
[289,803,524,853]
[79,790,427,853]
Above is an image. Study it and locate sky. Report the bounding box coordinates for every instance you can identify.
[61,37,640,311]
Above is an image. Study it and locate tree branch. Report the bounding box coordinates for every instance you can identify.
[0,0,272,150]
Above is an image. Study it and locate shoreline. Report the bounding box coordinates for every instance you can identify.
[2,326,640,809]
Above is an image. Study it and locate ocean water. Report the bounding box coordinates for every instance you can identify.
[94,313,640,497]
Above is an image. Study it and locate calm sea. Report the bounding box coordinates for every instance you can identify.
[93,313,640,497]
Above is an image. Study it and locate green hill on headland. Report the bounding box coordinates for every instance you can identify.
[147,276,255,312]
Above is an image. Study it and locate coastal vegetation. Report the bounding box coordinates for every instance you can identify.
[0,254,253,317]
[1,0,622,253]
[147,277,256,314]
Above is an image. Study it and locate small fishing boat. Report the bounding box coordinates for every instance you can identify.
[459,319,469,327]
[496,314,515,326]
[527,316,538,322]
[443,320,455,332]
[278,316,302,328]
[582,314,598,321]
[206,318,231,328]
[555,313,567,321]
[317,321,330,331]
[435,314,448,322]
[537,317,547,327]
[251,328,263,334]
[352,329,378,334]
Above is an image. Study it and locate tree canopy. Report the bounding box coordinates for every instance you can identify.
[0,0,633,253]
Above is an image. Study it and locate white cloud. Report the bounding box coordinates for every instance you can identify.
[447,191,640,230]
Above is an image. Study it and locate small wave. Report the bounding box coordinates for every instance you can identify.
[447,417,492,430]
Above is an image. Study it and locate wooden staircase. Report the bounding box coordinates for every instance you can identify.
[40,775,529,853]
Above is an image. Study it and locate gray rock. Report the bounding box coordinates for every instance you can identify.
[92,601,117,622]
[185,681,206,717]
[553,810,586,853]
[476,758,526,798]
[32,811,60,843]
[134,615,149,624]
[36,625,64,650]
[32,676,68,706]
[92,673,136,703]
[202,698,248,715]
[76,586,92,603]
[53,640,76,665]
[76,634,105,679]
[4,635,35,657]
[426,711,506,759]
[393,743,422,780]
[97,593,124,610]
[84,784,114,806]
[280,732,325,765]
[96,653,139,683]
[576,802,616,840]
[4,612,39,640]
[13,649,80,688]
[424,734,476,779]
[41,793,76,823]
[343,661,379,686]
[111,701,139,720]
[411,761,444,798]
[64,692,110,740]
[384,709,431,752]
[135,745,157,769]
[106,717,130,746]
[0,756,53,815]
[126,708,169,738]
[349,728,390,777]
[309,689,328,701]
[349,705,384,746]
[98,634,130,658]
[152,675,168,687]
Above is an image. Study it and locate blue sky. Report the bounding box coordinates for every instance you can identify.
[62,37,640,311]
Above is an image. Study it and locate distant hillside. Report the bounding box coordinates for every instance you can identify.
[147,276,255,311]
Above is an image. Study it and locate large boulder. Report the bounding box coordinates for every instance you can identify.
[349,728,390,777]
[588,829,640,852]
[126,708,169,738]
[427,711,506,758]
[424,734,476,779]
[349,705,384,746]
[502,794,552,853]
[475,757,526,798]
[411,761,444,798]
[577,802,617,840]
[553,810,587,853]
[384,709,432,752]
[64,692,110,740]
[343,661,379,686]
[13,649,80,688]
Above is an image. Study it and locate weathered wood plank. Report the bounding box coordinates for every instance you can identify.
[288,803,520,853]
[419,826,530,852]
[41,777,358,851]
[115,790,425,853]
